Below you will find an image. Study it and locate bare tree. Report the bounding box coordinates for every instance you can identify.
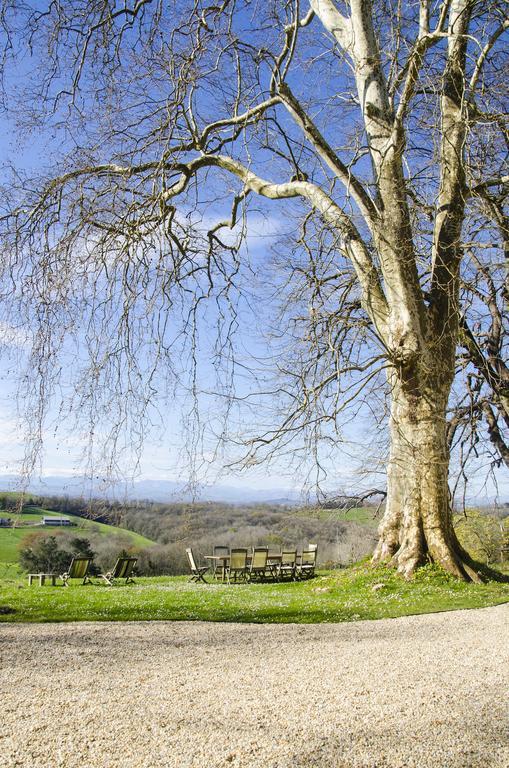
[0,1,507,579]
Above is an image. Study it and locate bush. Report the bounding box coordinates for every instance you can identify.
[91,535,138,572]
[19,535,71,573]
[454,511,507,564]
[136,543,189,576]
[18,534,98,574]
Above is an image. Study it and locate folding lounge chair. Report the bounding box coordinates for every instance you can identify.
[248,547,269,581]
[60,556,93,586]
[226,548,248,584]
[100,556,138,586]
[186,548,208,583]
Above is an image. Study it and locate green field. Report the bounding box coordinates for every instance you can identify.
[0,563,507,624]
[310,506,381,528]
[0,507,155,567]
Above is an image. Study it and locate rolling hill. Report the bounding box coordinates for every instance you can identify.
[0,507,155,567]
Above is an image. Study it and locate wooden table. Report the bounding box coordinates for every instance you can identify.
[204,555,230,581]
[28,573,58,586]
[205,552,284,581]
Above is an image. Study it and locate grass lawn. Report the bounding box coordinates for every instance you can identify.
[300,506,381,529]
[1,564,508,624]
[0,508,155,564]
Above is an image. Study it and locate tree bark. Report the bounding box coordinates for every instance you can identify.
[373,368,482,582]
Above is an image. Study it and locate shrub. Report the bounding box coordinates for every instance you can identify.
[19,535,71,573]
[454,511,506,564]
[18,534,98,574]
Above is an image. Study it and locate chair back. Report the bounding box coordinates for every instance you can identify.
[281,550,297,565]
[113,557,137,579]
[301,548,317,565]
[309,543,318,552]
[229,548,248,570]
[251,547,268,569]
[68,557,92,579]
[186,547,197,572]
[213,545,229,559]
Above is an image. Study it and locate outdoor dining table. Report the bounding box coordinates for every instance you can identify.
[205,552,284,581]
[204,554,230,582]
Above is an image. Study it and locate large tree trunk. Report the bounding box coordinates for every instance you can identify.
[373,368,482,582]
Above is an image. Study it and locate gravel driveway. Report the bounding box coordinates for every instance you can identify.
[1,604,508,768]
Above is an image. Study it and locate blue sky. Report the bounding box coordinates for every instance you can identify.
[0,3,506,504]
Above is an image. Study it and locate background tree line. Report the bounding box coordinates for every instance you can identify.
[8,491,508,575]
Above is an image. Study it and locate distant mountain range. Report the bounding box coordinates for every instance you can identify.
[0,473,503,507]
[0,474,301,504]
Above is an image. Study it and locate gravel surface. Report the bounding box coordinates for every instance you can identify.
[1,604,508,768]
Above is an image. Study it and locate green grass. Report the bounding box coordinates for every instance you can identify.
[0,564,507,624]
[301,506,381,529]
[0,508,155,564]
[0,529,29,568]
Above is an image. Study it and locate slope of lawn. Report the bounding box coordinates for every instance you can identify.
[0,507,155,565]
[0,563,507,624]
[324,507,380,528]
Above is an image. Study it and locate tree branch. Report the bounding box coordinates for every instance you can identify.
[278,81,379,227]
[162,153,389,337]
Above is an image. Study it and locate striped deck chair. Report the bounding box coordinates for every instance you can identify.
[100,556,138,586]
[60,556,93,586]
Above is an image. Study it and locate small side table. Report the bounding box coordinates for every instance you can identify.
[28,573,58,586]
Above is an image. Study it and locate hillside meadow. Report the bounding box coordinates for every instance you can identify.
[0,507,155,577]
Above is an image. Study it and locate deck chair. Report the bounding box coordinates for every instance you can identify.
[278,549,297,580]
[248,547,269,581]
[100,556,138,586]
[186,548,208,583]
[298,546,317,579]
[60,556,93,586]
[226,548,248,584]
[212,545,229,581]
